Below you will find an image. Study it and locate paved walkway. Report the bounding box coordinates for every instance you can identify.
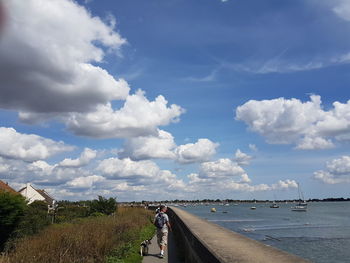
[142,231,182,263]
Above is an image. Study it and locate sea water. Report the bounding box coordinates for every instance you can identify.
[184,202,350,263]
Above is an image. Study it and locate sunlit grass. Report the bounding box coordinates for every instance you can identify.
[0,207,154,263]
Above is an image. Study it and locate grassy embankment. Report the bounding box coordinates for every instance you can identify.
[0,207,155,263]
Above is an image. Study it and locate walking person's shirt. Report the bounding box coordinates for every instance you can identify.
[155,212,169,232]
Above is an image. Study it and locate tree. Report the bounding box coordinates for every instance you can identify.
[0,192,27,250]
[89,196,117,216]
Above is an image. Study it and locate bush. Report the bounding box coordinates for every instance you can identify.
[0,192,27,250]
[55,204,89,223]
[13,201,51,238]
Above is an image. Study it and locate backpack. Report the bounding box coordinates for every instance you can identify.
[154,213,165,229]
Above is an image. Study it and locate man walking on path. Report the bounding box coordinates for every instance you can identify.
[154,205,172,258]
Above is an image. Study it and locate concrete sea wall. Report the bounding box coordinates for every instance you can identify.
[168,206,310,263]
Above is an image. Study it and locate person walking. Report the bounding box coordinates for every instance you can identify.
[154,205,172,258]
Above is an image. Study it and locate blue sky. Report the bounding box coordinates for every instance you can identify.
[0,0,350,201]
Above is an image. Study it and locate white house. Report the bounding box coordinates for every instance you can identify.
[19,183,55,206]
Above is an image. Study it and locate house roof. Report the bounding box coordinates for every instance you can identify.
[0,180,18,194]
[36,189,54,205]
[18,184,55,204]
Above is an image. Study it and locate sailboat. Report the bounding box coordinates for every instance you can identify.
[291,183,307,212]
[270,194,279,208]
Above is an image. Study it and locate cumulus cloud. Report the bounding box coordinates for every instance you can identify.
[59,148,97,167]
[220,179,297,192]
[199,158,246,179]
[66,175,105,189]
[28,160,92,186]
[236,95,350,150]
[119,132,218,164]
[63,90,184,138]
[314,156,350,184]
[233,149,253,166]
[119,130,176,160]
[0,127,73,162]
[97,157,186,190]
[0,0,186,141]
[175,139,219,164]
[0,0,129,115]
[188,168,297,193]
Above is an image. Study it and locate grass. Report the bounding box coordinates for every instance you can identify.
[106,223,155,263]
[0,207,155,263]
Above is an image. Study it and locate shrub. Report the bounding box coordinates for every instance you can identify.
[0,192,27,250]
[55,204,89,223]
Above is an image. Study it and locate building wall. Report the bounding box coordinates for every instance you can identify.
[19,183,45,204]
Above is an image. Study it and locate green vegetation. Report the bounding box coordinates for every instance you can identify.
[106,222,155,263]
[90,196,118,215]
[0,192,27,250]
[0,207,154,263]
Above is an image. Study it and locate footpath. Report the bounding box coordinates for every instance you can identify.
[142,231,183,263]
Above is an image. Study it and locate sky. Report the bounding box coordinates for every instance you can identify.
[0,0,350,202]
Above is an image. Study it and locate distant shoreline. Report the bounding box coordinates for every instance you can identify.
[122,197,350,206]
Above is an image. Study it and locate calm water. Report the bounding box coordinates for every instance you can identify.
[183,202,350,263]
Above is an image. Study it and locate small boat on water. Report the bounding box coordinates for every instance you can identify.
[291,204,307,212]
[250,206,256,210]
[270,202,279,208]
[210,207,216,212]
[291,183,307,212]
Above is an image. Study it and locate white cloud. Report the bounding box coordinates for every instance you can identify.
[0,0,129,115]
[59,148,97,167]
[66,175,105,189]
[199,158,246,178]
[249,144,258,152]
[221,180,297,192]
[0,127,73,162]
[64,90,185,138]
[236,95,350,150]
[333,0,350,21]
[119,132,218,164]
[314,156,350,184]
[175,139,219,164]
[233,149,253,166]
[28,160,56,176]
[112,182,146,192]
[97,157,160,179]
[96,157,186,190]
[271,179,298,190]
[28,160,92,186]
[119,130,176,160]
[295,136,334,150]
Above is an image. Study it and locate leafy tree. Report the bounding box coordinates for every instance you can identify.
[90,196,117,216]
[0,192,27,250]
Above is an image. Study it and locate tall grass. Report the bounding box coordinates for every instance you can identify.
[0,207,154,263]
